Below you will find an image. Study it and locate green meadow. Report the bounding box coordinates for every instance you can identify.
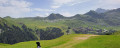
[73,35,120,48]
[0,34,120,48]
[0,2,120,48]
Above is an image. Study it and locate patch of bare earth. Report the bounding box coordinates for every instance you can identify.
[75,35,98,40]
[52,35,98,48]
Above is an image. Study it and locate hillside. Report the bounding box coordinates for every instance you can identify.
[0,18,38,44]
[0,0,120,47]
[3,8,120,32]
[0,34,120,48]
[0,8,120,45]
[0,17,65,44]
[1,8,119,36]
[0,34,98,48]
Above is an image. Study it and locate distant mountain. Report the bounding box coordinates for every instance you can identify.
[3,8,120,27]
[84,10,104,18]
[84,8,120,26]
[95,8,108,13]
[103,8,120,26]
[106,8,120,13]
[46,13,65,20]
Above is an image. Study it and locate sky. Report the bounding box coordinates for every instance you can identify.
[0,0,120,18]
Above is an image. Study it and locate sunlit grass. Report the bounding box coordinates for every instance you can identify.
[73,35,120,48]
[0,34,120,48]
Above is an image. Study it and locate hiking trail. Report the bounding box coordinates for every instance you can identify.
[52,35,98,48]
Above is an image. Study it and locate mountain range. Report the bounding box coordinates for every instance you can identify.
[2,8,120,29]
[13,8,120,27]
[0,8,120,44]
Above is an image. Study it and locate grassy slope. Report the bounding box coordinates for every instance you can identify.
[5,18,120,31]
[73,35,120,48]
[11,18,66,28]
[0,34,120,48]
[1,18,120,48]
[0,34,94,48]
[4,18,75,34]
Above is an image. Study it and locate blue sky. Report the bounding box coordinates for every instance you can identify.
[0,0,120,18]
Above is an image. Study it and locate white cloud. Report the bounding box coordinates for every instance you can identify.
[69,0,90,6]
[98,0,120,4]
[10,0,31,8]
[60,12,74,17]
[92,0,120,9]
[51,0,90,8]
[51,0,120,9]
[51,5,60,9]
[35,13,50,17]
[34,8,55,12]
[51,0,73,8]
[45,13,49,16]
[35,13,45,17]
[0,0,32,18]
[53,0,73,5]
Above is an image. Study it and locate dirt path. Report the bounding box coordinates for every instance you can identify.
[52,35,98,48]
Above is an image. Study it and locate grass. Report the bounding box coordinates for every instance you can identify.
[0,34,84,48]
[1,15,120,48]
[0,34,120,48]
[5,18,120,31]
[113,31,120,35]
[73,35,120,48]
